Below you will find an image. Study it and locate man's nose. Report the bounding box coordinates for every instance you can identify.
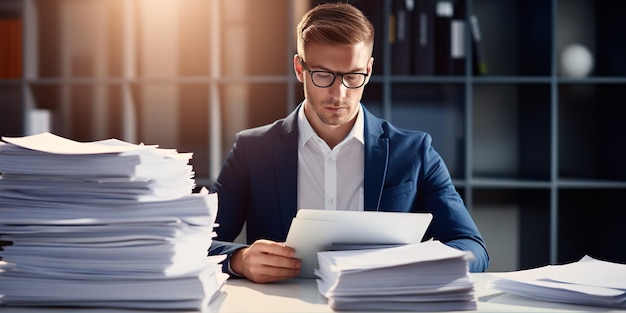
[328,75,348,97]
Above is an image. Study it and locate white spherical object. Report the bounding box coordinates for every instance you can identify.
[560,44,594,78]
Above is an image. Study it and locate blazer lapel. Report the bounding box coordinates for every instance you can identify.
[274,109,299,235]
[363,107,389,212]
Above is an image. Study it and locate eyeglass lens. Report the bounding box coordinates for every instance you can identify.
[311,72,365,88]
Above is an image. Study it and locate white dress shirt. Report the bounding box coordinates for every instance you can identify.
[297,105,365,211]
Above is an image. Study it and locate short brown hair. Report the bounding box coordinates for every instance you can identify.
[296,3,374,58]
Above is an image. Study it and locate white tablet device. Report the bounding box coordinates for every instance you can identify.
[285,209,433,278]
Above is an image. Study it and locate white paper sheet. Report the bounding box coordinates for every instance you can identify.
[1,132,147,154]
[490,256,626,308]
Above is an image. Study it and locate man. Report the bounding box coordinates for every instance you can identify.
[209,2,488,283]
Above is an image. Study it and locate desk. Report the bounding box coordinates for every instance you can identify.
[0,273,624,312]
[216,273,624,312]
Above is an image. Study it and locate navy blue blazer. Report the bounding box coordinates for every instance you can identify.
[209,105,489,272]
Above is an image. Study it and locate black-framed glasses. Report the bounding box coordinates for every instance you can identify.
[298,57,368,89]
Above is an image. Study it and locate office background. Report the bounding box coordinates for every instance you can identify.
[0,0,624,272]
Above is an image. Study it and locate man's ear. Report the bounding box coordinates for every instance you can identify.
[365,56,374,84]
[294,54,305,83]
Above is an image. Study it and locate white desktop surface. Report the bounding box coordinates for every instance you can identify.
[0,273,624,312]
[217,273,624,313]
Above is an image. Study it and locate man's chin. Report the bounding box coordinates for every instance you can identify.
[320,117,347,126]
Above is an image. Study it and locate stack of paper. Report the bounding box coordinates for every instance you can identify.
[0,132,228,311]
[489,255,626,309]
[315,240,477,311]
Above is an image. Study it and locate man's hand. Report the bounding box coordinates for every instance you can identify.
[230,239,301,283]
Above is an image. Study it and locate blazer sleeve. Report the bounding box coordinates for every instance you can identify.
[418,134,489,272]
[207,136,250,273]
[207,121,295,274]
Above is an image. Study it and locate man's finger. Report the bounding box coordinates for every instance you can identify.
[254,239,297,258]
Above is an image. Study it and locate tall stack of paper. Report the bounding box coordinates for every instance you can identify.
[0,132,228,311]
[489,255,626,309]
[315,240,476,311]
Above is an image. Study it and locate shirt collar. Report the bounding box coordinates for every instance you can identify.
[297,103,365,148]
